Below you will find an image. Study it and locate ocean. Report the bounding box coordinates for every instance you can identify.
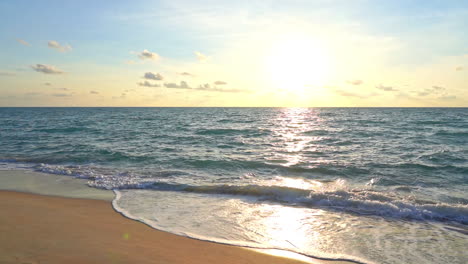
[0,107,467,264]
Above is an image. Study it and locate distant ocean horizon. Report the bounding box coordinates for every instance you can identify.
[1,107,467,264]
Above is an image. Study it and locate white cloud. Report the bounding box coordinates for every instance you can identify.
[144,72,164,80]
[48,40,72,53]
[195,51,209,63]
[31,64,64,74]
[138,49,160,60]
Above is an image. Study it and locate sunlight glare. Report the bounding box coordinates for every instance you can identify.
[264,34,331,92]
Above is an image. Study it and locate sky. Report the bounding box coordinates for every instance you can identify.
[0,0,467,107]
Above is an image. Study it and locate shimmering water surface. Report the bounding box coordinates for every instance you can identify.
[1,107,467,263]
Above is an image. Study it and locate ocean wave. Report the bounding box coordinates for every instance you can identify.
[110,181,468,225]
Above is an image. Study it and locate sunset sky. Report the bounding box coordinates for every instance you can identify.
[1,0,467,107]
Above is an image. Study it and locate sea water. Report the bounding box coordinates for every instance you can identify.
[0,107,466,263]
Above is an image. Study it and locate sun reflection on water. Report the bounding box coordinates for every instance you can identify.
[249,202,342,259]
[270,108,328,167]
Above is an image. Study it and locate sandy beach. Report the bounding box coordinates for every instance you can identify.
[0,190,350,264]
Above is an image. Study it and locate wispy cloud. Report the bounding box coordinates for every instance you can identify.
[52,93,72,97]
[439,95,457,100]
[112,93,127,99]
[25,92,41,96]
[346,80,363,85]
[0,71,16,76]
[143,72,164,80]
[163,81,246,93]
[138,80,160,87]
[455,66,463,71]
[125,60,138,65]
[195,85,248,93]
[48,40,72,53]
[31,64,64,74]
[179,72,194,77]
[90,90,99,94]
[417,91,430,97]
[214,81,227,85]
[411,85,451,98]
[138,49,160,60]
[56,87,70,91]
[16,39,30,46]
[195,51,209,63]
[44,82,52,86]
[334,89,367,98]
[432,85,445,91]
[376,84,398,92]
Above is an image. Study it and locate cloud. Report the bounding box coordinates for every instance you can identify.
[439,95,456,100]
[376,84,398,92]
[112,93,127,99]
[214,81,227,85]
[25,92,41,96]
[44,82,52,86]
[179,72,194,77]
[199,83,211,89]
[31,64,64,74]
[143,72,164,80]
[48,40,72,53]
[195,51,209,63]
[56,87,70,91]
[431,85,445,91]
[0,71,15,76]
[334,89,366,98]
[138,49,160,60]
[164,81,191,89]
[161,81,248,93]
[16,39,30,46]
[411,85,449,98]
[455,66,463,71]
[346,80,363,85]
[52,93,72,97]
[138,80,160,87]
[195,83,248,93]
[90,90,99,94]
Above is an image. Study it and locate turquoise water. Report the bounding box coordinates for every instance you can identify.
[1,107,467,263]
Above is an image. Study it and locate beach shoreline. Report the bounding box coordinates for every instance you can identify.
[0,169,352,264]
[0,190,319,264]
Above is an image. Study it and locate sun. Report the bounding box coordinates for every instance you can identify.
[264,34,331,92]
